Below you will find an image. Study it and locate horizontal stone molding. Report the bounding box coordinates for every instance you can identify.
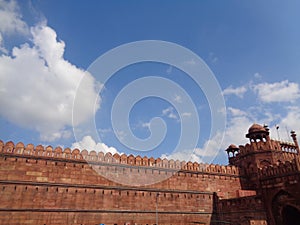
[0,180,214,195]
[0,208,212,214]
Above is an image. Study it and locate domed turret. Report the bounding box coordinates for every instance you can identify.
[246,123,270,142]
[248,124,266,133]
[226,144,239,157]
[225,144,240,165]
[228,144,238,149]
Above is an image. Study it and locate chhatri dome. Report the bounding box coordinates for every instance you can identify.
[247,123,267,134]
[246,123,270,142]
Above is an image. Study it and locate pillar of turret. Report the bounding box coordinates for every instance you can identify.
[291,130,299,153]
[263,124,271,141]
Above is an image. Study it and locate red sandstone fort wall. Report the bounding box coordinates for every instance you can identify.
[216,195,267,225]
[0,140,243,225]
[0,140,242,196]
[259,157,300,225]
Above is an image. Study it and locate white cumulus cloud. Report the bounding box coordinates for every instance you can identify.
[0,0,28,53]
[72,136,119,155]
[161,148,199,162]
[253,80,300,103]
[0,24,100,141]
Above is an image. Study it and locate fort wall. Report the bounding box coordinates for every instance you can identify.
[0,140,240,176]
[2,123,299,225]
[258,157,300,225]
[0,140,243,225]
[216,195,267,225]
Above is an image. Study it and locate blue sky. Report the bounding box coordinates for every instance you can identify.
[0,0,300,165]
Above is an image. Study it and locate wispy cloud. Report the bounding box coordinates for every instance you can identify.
[162,106,178,120]
[208,52,218,64]
[253,72,262,79]
[115,130,127,141]
[181,112,192,117]
[98,128,113,138]
[278,106,300,138]
[166,65,173,75]
[173,94,182,103]
[183,58,196,66]
[227,107,247,117]
[0,0,29,53]
[222,85,247,98]
[160,106,254,163]
[141,122,151,129]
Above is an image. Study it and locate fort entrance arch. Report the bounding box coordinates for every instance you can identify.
[282,205,300,225]
[272,191,300,225]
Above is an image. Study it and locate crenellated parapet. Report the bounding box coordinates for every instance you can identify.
[232,139,299,160]
[280,151,299,162]
[0,140,240,176]
[258,157,300,179]
[279,140,299,153]
[238,139,282,156]
[230,124,299,160]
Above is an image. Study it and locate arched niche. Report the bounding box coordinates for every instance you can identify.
[272,190,300,225]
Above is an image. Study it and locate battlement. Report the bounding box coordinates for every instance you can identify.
[0,140,240,176]
[230,139,298,160]
[279,140,299,153]
[259,157,300,178]
[238,139,282,156]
